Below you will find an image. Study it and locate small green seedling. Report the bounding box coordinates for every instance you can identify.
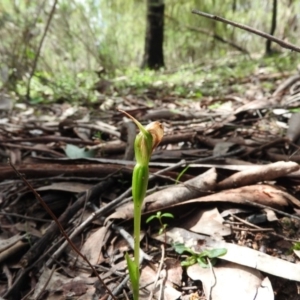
[94,131,102,140]
[291,242,300,251]
[287,241,300,255]
[146,211,174,235]
[173,243,227,268]
[175,165,190,184]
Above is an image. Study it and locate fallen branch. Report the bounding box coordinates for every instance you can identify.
[217,161,299,190]
[192,9,300,53]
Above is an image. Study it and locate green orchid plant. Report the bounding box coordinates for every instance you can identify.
[119,110,164,300]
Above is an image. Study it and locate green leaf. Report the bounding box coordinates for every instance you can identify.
[146,215,157,223]
[161,212,174,219]
[25,48,35,60]
[210,258,218,266]
[181,256,197,267]
[197,257,209,268]
[173,243,195,255]
[173,243,188,254]
[175,165,190,184]
[292,242,300,251]
[204,248,227,258]
[125,253,139,300]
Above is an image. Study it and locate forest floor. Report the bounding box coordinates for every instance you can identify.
[1,61,300,300]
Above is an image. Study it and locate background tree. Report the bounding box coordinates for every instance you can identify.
[141,0,165,70]
[265,0,277,55]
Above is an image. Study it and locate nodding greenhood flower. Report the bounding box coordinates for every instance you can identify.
[132,120,164,205]
[119,110,163,300]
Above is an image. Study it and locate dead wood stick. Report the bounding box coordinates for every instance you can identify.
[192,9,300,53]
[1,143,65,157]
[272,74,300,97]
[240,138,288,158]
[217,161,299,190]
[0,163,192,182]
[122,117,136,161]
[0,164,128,180]
[165,13,249,54]
[1,136,97,145]
[266,151,300,163]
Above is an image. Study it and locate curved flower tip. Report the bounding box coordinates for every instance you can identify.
[118,109,164,152]
[146,121,164,152]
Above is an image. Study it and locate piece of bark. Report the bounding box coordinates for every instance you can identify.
[217,161,299,190]
[286,112,300,143]
[0,163,127,180]
[145,167,217,211]
[107,168,217,221]
[122,118,136,161]
[175,184,299,209]
[266,151,300,163]
[0,163,192,181]
[272,74,300,97]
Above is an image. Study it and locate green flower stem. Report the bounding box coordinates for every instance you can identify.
[134,201,142,267]
[133,164,149,267]
[120,110,154,300]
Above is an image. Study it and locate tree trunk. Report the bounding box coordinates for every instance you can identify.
[141,0,165,70]
[265,0,277,55]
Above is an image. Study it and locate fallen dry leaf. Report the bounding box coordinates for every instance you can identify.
[139,265,181,300]
[176,184,299,209]
[80,227,109,265]
[32,267,97,299]
[164,258,182,287]
[187,261,273,300]
[182,207,232,236]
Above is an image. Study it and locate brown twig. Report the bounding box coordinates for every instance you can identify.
[244,199,300,222]
[9,160,117,300]
[35,265,56,300]
[191,9,300,53]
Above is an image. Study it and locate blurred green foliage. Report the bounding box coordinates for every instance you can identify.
[0,0,299,103]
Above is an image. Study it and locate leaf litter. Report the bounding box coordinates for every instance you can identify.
[1,70,300,299]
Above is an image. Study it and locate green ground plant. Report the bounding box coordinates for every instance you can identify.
[146,211,174,235]
[174,243,227,268]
